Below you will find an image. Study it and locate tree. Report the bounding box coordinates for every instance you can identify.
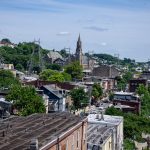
[39,69,71,82]
[0,70,20,89]
[46,63,62,71]
[64,61,83,80]
[136,84,150,116]
[70,87,89,110]
[40,69,64,82]
[117,72,133,91]
[91,83,103,100]
[6,85,46,116]
[62,72,72,81]
[59,49,69,58]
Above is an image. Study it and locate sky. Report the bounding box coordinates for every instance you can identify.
[0,0,150,61]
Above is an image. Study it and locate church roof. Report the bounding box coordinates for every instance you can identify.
[47,50,63,61]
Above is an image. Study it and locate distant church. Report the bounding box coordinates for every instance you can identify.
[75,34,83,65]
[75,34,95,70]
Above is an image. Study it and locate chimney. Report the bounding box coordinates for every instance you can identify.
[30,138,38,150]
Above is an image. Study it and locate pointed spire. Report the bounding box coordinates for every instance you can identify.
[78,33,81,42]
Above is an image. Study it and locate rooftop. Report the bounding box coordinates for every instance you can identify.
[0,112,86,150]
[87,123,114,148]
[114,91,134,95]
[88,114,123,126]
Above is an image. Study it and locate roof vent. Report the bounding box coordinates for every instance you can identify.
[30,138,38,150]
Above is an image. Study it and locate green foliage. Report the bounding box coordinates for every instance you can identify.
[6,85,46,116]
[64,61,83,80]
[117,72,132,91]
[0,70,20,89]
[136,84,150,116]
[105,107,150,141]
[46,63,62,71]
[0,41,48,71]
[91,83,103,100]
[39,69,71,82]
[70,87,89,110]
[123,139,135,150]
[62,72,72,81]
[59,49,69,58]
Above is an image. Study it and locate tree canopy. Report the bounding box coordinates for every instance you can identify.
[136,84,150,116]
[105,107,150,149]
[117,71,133,91]
[39,69,71,82]
[6,85,46,116]
[64,61,83,80]
[0,42,49,71]
[70,87,89,110]
[91,83,103,100]
[0,70,20,89]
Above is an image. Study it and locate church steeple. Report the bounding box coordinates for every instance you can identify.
[76,34,82,65]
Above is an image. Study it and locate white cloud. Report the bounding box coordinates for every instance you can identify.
[56,32,71,36]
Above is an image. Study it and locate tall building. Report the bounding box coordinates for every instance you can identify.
[75,34,83,65]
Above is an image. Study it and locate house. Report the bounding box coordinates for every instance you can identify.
[87,123,116,150]
[40,85,66,112]
[112,91,141,114]
[88,113,123,150]
[46,50,63,64]
[0,41,16,48]
[0,112,88,150]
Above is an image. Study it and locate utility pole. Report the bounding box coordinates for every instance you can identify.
[28,39,44,75]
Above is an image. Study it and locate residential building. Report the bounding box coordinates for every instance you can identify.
[0,41,16,48]
[87,123,115,150]
[0,112,88,150]
[112,91,141,114]
[40,85,67,112]
[88,113,123,150]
